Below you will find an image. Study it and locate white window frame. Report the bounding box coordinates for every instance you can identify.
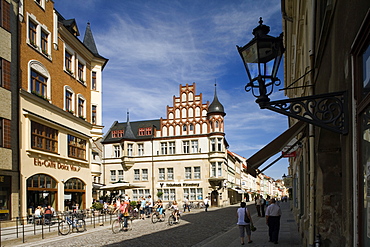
[77,94,86,118]
[27,14,51,58]
[134,169,140,181]
[161,142,167,155]
[114,145,120,158]
[159,168,165,180]
[127,143,133,156]
[167,168,174,180]
[191,140,198,153]
[194,167,201,179]
[118,170,124,181]
[142,169,148,181]
[211,162,216,177]
[110,170,116,182]
[169,142,175,154]
[183,141,189,154]
[64,45,75,76]
[138,143,144,156]
[185,167,192,179]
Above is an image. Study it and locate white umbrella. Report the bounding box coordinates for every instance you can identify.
[100,182,145,191]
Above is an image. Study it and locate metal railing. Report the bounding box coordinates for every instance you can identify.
[0,209,115,245]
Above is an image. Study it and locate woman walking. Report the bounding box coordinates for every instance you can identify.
[237,201,253,245]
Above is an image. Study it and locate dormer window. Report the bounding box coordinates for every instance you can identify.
[112,130,124,138]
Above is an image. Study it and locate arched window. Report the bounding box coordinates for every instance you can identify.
[27,174,57,210]
[64,178,86,209]
[29,60,51,99]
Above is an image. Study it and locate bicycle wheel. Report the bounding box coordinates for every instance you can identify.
[151,213,158,224]
[76,219,86,232]
[112,219,122,234]
[58,220,70,235]
[161,212,166,222]
[177,214,181,224]
[168,215,175,226]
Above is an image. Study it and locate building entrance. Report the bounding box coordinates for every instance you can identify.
[26,174,57,213]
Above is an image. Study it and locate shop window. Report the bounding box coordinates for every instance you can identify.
[64,178,85,210]
[0,175,11,220]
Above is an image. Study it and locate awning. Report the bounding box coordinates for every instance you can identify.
[230,188,247,194]
[92,182,104,189]
[247,121,307,177]
[100,182,145,191]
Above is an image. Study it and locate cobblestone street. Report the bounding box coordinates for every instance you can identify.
[5,204,247,247]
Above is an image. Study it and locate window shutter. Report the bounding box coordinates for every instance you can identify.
[3,118,11,148]
[2,0,10,32]
[2,59,11,90]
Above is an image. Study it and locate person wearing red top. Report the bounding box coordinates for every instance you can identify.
[115,200,131,231]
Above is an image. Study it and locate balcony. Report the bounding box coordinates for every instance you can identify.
[121,156,135,171]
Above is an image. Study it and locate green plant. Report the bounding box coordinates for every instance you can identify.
[130,201,137,207]
[91,202,103,211]
[157,191,163,198]
[31,91,50,102]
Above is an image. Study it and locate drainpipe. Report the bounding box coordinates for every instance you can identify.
[308,0,316,245]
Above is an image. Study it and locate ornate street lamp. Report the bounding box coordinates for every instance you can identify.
[237,17,284,106]
[237,18,348,135]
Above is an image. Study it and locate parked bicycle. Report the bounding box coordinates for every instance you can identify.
[58,212,86,235]
[112,215,132,233]
[168,209,181,226]
[151,209,166,223]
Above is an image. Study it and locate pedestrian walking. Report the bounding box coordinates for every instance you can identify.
[146,195,153,217]
[183,196,190,212]
[203,196,210,212]
[237,201,253,245]
[140,197,147,220]
[265,198,282,244]
[260,196,265,217]
[255,196,262,217]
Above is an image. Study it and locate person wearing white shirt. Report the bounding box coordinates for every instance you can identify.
[203,196,210,212]
[265,199,282,244]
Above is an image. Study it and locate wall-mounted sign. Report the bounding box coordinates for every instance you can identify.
[34,158,81,172]
[164,183,200,187]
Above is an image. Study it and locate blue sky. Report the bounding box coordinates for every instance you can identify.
[54,0,289,180]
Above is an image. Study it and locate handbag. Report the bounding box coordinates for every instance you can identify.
[244,208,250,223]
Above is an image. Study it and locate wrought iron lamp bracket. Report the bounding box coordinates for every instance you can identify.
[260,91,348,135]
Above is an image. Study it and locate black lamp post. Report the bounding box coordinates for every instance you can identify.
[237,18,348,135]
[237,17,284,107]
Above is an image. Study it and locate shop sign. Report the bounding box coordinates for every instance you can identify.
[34,158,81,172]
[164,183,200,187]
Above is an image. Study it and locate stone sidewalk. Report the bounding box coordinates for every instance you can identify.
[197,201,301,247]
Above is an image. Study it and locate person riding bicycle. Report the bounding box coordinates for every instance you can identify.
[169,200,180,222]
[154,199,164,219]
[114,199,131,231]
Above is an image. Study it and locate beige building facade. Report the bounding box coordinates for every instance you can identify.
[18,0,107,217]
[102,83,234,207]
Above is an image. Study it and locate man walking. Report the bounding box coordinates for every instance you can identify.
[255,196,262,217]
[265,198,282,244]
[204,196,210,212]
[183,196,190,212]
